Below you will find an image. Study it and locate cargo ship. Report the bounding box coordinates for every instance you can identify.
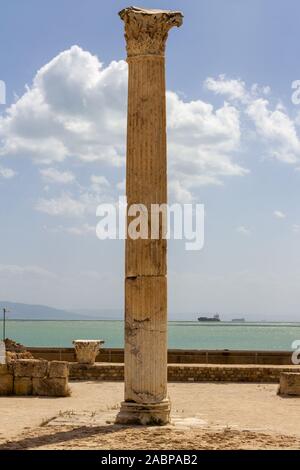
[198,314,220,322]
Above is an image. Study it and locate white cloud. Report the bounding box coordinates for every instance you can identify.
[206,75,300,165]
[1,48,300,210]
[246,99,300,163]
[66,224,95,236]
[0,46,250,205]
[236,225,251,236]
[36,183,113,218]
[205,75,270,104]
[292,224,300,233]
[48,223,95,236]
[90,174,110,193]
[35,192,86,217]
[205,75,247,102]
[167,91,247,201]
[0,264,56,279]
[273,210,286,219]
[0,45,127,166]
[90,175,109,186]
[40,167,75,184]
[169,180,193,203]
[0,165,15,179]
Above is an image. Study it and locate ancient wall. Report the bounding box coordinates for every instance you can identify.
[69,363,300,383]
[3,360,299,385]
[0,359,69,396]
[28,347,294,365]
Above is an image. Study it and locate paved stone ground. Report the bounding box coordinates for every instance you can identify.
[1,382,300,449]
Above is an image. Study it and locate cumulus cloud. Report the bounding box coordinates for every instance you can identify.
[206,75,300,165]
[35,192,86,217]
[0,45,127,166]
[1,47,299,211]
[205,75,247,102]
[36,183,114,217]
[0,46,251,207]
[292,224,300,233]
[40,167,75,184]
[0,165,15,179]
[246,99,300,163]
[205,75,270,104]
[236,225,251,236]
[90,174,110,193]
[273,210,286,219]
[167,90,247,201]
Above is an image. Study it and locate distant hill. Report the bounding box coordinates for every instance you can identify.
[0,301,89,320]
[71,308,122,320]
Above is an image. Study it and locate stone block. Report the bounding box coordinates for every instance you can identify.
[14,377,32,396]
[0,373,13,395]
[0,364,8,375]
[32,377,69,397]
[48,361,69,378]
[13,359,48,378]
[279,372,300,396]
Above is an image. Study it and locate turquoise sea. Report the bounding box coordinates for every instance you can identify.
[1,320,300,350]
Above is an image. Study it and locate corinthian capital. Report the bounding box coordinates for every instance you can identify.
[119,6,183,58]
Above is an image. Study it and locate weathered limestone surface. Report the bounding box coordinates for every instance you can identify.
[14,377,33,396]
[279,372,300,396]
[117,7,183,425]
[0,359,70,396]
[124,277,167,404]
[32,377,69,397]
[48,361,69,378]
[0,364,9,375]
[73,340,104,365]
[13,359,48,378]
[0,373,13,395]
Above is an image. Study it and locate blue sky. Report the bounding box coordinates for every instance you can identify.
[1,1,300,320]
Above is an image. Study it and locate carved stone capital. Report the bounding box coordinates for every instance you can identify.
[119,6,183,57]
[73,340,104,365]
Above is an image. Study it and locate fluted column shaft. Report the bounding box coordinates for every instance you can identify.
[117,6,183,425]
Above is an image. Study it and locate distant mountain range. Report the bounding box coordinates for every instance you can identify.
[0,301,122,320]
[0,301,298,322]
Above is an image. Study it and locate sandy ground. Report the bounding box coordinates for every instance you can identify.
[0,381,300,450]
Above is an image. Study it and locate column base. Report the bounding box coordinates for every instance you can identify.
[115,399,170,426]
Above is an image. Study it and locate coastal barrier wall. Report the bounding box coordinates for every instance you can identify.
[27,347,294,365]
[69,363,300,383]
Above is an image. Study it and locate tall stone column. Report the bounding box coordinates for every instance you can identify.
[117,7,183,425]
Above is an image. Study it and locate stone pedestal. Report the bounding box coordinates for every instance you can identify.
[73,340,104,365]
[278,372,300,396]
[116,400,171,426]
[117,7,183,425]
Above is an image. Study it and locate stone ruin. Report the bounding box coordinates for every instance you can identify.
[0,359,70,397]
[0,340,70,397]
[4,338,34,361]
[278,372,300,396]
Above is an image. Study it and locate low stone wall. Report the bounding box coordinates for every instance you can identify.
[69,362,300,383]
[0,360,69,396]
[167,365,300,383]
[28,347,294,365]
[2,361,299,386]
[70,363,123,381]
